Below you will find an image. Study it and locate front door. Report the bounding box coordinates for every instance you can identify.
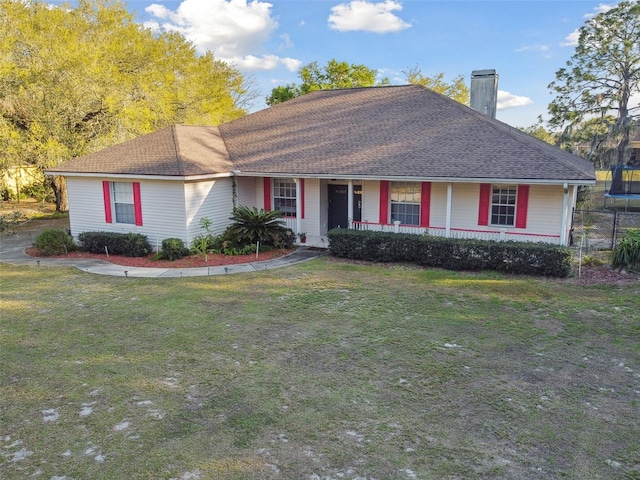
[328,184,362,230]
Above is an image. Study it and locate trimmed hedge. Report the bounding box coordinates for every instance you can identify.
[161,238,188,260]
[34,228,75,255]
[78,231,151,257]
[327,229,573,277]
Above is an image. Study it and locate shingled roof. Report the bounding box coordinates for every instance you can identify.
[49,125,232,176]
[50,85,595,183]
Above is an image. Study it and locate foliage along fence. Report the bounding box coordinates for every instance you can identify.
[327,229,573,277]
[572,209,640,251]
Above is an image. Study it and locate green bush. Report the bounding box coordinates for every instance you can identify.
[78,231,151,257]
[161,238,188,260]
[34,228,75,255]
[224,206,290,248]
[327,229,573,277]
[611,229,640,272]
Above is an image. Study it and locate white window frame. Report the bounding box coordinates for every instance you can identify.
[490,185,516,227]
[273,178,297,217]
[111,182,135,225]
[390,182,421,226]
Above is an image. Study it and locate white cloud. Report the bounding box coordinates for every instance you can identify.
[560,29,580,47]
[584,3,616,18]
[328,0,411,33]
[278,33,293,50]
[230,54,301,72]
[144,0,301,71]
[515,44,552,58]
[561,3,618,47]
[497,90,533,110]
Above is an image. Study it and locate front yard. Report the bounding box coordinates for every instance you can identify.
[1,256,638,479]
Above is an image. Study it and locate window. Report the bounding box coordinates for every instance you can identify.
[273,178,296,217]
[491,185,516,226]
[390,182,421,225]
[112,182,135,224]
[103,181,142,226]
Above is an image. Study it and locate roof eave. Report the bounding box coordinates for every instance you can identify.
[45,171,233,181]
[233,171,596,185]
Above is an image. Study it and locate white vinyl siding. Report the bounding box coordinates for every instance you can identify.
[361,180,381,224]
[235,177,257,208]
[185,178,234,244]
[303,179,320,236]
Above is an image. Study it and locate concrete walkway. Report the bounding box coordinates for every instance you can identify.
[0,230,328,278]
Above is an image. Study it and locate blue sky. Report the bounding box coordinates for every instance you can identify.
[68,1,628,127]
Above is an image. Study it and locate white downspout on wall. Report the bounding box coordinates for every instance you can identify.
[295,178,302,234]
[560,183,570,246]
[445,183,453,237]
[347,180,354,228]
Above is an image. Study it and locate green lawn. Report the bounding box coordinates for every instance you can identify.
[1,260,638,479]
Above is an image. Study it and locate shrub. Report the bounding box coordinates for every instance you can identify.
[327,229,573,277]
[78,231,151,257]
[161,238,188,260]
[224,206,288,247]
[611,229,640,272]
[34,228,75,255]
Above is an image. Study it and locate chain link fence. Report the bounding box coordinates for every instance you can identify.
[572,209,640,251]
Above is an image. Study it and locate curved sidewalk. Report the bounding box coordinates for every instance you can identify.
[0,232,328,278]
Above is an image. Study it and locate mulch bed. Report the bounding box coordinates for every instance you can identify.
[25,247,294,268]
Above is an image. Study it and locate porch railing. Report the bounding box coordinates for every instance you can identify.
[351,221,561,245]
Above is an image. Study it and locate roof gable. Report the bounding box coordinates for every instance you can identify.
[51,125,232,177]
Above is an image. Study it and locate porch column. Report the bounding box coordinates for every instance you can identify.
[295,178,302,234]
[347,180,354,228]
[560,183,570,246]
[445,183,453,237]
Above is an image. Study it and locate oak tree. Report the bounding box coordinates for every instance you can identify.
[0,0,253,210]
[548,0,640,170]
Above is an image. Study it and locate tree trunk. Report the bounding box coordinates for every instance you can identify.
[51,175,68,212]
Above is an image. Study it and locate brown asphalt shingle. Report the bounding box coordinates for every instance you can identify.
[51,85,595,182]
[50,125,232,176]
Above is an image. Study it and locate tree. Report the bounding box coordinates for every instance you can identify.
[547,0,640,172]
[522,122,558,145]
[403,66,470,105]
[266,59,389,105]
[0,0,254,210]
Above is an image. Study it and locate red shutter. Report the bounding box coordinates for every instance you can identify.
[379,180,389,224]
[133,182,143,226]
[102,181,112,224]
[263,178,271,211]
[420,182,431,227]
[478,183,491,226]
[300,178,305,219]
[515,185,529,229]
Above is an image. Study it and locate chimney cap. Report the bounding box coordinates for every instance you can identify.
[471,69,498,78]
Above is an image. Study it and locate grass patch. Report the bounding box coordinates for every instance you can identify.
[1,260,639,479]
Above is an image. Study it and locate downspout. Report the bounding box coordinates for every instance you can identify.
[295,178,302,235]
[445,183,453,237]
[560,183,569,246]
[347,180,354,229]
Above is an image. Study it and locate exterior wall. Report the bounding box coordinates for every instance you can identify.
[66,177,187,251]
[319,179,329,235]
[236,177,258,208]
[185,178,234,245]
[361,180,381,224]
[303,179,321,237]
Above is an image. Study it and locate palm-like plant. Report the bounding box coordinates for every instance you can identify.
[225,206,288,246]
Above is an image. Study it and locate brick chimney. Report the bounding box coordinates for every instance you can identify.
[470,69,498,119]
